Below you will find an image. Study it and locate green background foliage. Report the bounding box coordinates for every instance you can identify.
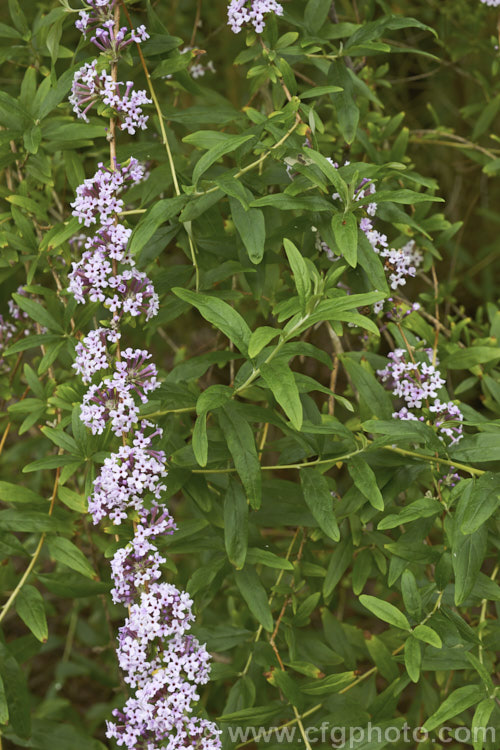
[0,0,499,748]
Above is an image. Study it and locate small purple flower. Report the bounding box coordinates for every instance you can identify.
[73,326,121,383]
[227,0,284,34]
[71,158,146,227]
[88,423,169,524]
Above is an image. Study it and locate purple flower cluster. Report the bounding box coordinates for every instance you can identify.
[377,348,463,445]
[227,0,284,34]
[68,159,159,323]
[319,162,424,291]
[67,4,221,747]
[70,60,151,134]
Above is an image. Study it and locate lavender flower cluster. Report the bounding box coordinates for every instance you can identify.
[320,161,424,291]
[70,2,151,134]
[377,348,464,445]
[227,0,284,34]
[68,3,221,748]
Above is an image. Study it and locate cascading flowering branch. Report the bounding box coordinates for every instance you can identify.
[68,3,221,748]
[377,348,464,445]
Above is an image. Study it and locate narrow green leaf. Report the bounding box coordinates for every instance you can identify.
[234,566,273,632]
[401,570,422,622]
[260,359,303,430]
[283,238,311,310]
[47,536,96,580]
[218,403,261,509]
[404,636,421,683]
[0,481,42,505]
[460,473,500,534]
[192,414,208,467]
[248,327,280,358]
[472,699,495,750]
[172,288,251,356]
[229,196,266,264]
[15,585,48,643]
[359,594,411,630]
[332,212,358,267]
[300,468,339,541]
[348,456,384,510]
[0,642,31,737]
[452,525,488,605]
[12,293,63,333]
[246,548,293,570]
[193,134,254,187]
[224,480,248,569]
[323,537,353,598]
[378,497,442,530]
[423,685,486,732]
[301,671,355,695]
[413,624,442,649]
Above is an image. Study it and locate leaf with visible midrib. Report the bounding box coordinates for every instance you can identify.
[300,468,339,541]
[234,566,273,632]
[359,594,411,630]
[260,359,303,430]
[217,403,261,509]
[15,585,48,643]
[172,288,251,356]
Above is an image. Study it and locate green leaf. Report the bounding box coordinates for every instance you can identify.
[224,480,248,569]
[234,566,273,632]
[248,327,280,358]
[359,595,411,630]
[370,188,444,204]
[15,585,48,643]
[472,699,495,750]
[196,384,233,415]
[245,548,293,570]
[377,497,442,530]
[172,288,251,356]
[347,456,384,510]
[12,293,63,333]
[47,537,96,580]
[401,570,422,622]
[0,673,8,725]
[444,347,500,369]
[23,125,42,154]
[192,134,254,187]
[283,238,311,310]
[332,213,358,267]
[229,196,266,264]
[23,454,83,473]
[218,403,261,509]
[57,486,87,514]
[323,537,353,598]
[404,636,421,683]
[452,525,488,605]
[413,624,442,649]
[0,509,69,533]
[301,671,355,695]
[129,196,187,256]
[192,414,208,467]
[0,642,31,737]
[260,359,303,430]
[451,433,500,462]
[343,358,393,419]
[304,0,332,33]
[0,481,43,505]
[460,473,500,534]
[217,704,283,724]
[300,468,339,541]
[329,61,359,144]
[422,685,486,732]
